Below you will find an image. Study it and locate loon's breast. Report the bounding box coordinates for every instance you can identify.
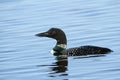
[66,45,112,56]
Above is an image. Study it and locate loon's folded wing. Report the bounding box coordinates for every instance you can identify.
[66,45,112,56]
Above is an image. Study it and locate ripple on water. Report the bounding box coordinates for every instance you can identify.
[0,0,120,80]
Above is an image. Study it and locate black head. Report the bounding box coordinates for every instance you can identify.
[36,28,67,44]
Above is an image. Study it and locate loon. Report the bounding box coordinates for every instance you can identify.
[36,28,112,56]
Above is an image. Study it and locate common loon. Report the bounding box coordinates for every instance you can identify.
[36,28,112,56]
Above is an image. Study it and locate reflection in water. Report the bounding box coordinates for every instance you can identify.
[73,54,106,59]
[49,56,68,78]
[48,55,105,79]
[37,56,68,79]
[51,56,68,73]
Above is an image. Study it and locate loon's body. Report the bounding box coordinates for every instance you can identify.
[36,28,112,56]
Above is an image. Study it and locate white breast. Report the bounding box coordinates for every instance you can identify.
[50,50,56,55]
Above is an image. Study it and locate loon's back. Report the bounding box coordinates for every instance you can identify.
[66,45,112,56]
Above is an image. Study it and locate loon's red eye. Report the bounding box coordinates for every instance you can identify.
[51,31,56,35]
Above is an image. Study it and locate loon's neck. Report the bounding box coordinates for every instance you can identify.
[51,44,67,56]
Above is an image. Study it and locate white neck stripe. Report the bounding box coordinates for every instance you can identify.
[51,44,67,55]
[57,44,67,49]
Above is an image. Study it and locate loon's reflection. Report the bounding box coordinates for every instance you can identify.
[50,56,68,73]
[48,56,68,79]
[37,56,68,78]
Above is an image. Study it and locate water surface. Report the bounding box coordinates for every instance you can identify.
[0,0,120,80]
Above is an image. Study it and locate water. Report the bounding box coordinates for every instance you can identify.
[0,0,120,80]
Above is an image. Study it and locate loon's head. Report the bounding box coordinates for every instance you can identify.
[36,28,67,45]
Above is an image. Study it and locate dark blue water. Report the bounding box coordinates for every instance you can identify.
[0,0,120,80]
